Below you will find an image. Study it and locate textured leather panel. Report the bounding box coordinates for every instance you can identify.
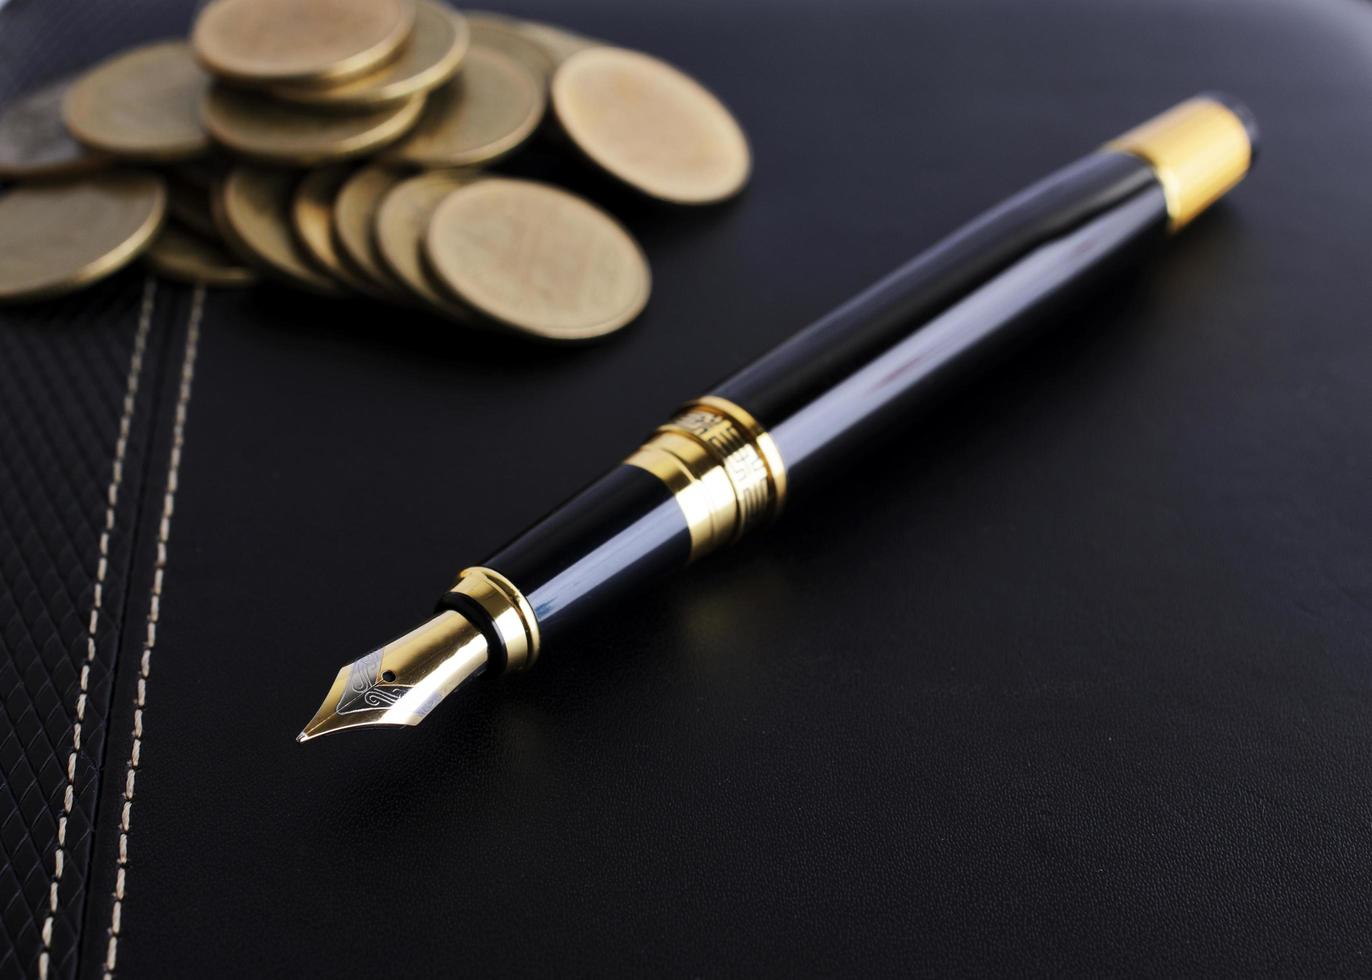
[0,274,166,980]
[0,2,191,974]
[4,0,1372,977]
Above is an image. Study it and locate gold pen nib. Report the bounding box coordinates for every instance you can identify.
[296,609,490,742]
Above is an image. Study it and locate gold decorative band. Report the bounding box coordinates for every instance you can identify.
[1104,96,1252,231]
[452,566,541,671]
[626,395,787,560]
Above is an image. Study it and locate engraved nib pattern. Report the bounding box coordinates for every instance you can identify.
[336,649,410,714]
[296,611,491,742]
[296,649,417,742]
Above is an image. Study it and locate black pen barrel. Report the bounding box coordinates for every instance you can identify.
[455,94,1256,658]
[721,151,1166,486]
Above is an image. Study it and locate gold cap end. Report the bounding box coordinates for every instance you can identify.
[1105,95,1255,231]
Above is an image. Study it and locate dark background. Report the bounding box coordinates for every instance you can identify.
[2,0,1371,975]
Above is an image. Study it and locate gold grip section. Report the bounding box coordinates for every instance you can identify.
[1105,96,1252,231]
[626,395,787,561]
[451,566,541,671]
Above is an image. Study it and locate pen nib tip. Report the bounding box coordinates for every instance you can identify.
[295,612,491,744]
[295,657,408,743]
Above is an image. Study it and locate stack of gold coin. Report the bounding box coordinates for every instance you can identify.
[0,1,752,343]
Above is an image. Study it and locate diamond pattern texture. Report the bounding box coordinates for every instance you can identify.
[0,276,159,980]
[2,5,190,977]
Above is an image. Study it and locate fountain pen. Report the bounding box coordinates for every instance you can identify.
[298,93,1257,741]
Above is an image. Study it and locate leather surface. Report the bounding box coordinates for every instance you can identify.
[0,2,195,973]
[0,279,163,980]
[3,0,1372,976]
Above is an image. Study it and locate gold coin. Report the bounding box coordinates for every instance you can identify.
[271,0,468,109]
[146,221,258,287]
[0,171,166,304]
[552,47,750,205]
[424,177,649,341]
[0,77,109,180]
[192,0,417,86]
[386,46,543,168]
[332,164,408,291]
[511,20,598,67]
[374,170,480,318]
[201,85,423,164]
[214,165,342,294]
[291,166,384,293]
[466,14,557,84]
[63,41,211,162]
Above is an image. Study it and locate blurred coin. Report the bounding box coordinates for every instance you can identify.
[466,14,556,84]
[552,47,749,204]
[512,20,598,67]
[332,164,408,291]
[167,176,219,238]
[424,177,649,340]
[192,0,417,86]
[214,165,343,294]
[0,171,166,303]
[202,86,423,164]
[291,166,385,293]
[145,221,258,287]
[271,0,468,109]
[63,41,211,162]
[0,77,109,180]
[387,46,543,168]
[374,170,480,318]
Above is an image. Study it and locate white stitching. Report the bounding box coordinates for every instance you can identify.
[102,285,205,979]
[39,278,157,980]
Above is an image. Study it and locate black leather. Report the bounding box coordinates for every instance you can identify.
[3,0,1372,976]
[0,279,175,980]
